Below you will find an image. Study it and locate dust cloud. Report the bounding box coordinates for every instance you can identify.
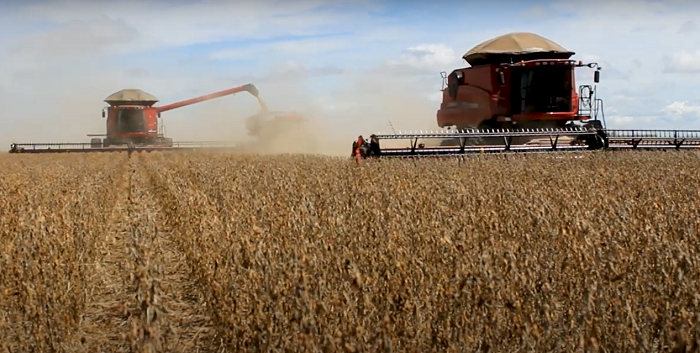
[0,80,110,150]
[236,85,443,156]
[163,96,257,143]
[155,68,445,157]
[157,83,349,156]
[0,74,444,156]
[1,58,445,156]
[335,71,444,150]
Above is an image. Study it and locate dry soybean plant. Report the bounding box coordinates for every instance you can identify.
[0,150,699,352]
[0,154,127,352]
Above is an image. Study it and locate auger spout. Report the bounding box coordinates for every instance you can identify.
[155,83,260,113]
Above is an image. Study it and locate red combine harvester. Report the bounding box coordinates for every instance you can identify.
[9,83,306,153]
[353,32,700,157]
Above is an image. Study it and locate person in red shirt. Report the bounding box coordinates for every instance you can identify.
[353,135,365,157]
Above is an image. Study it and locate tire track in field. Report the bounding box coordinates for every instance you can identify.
[71,154,223,352]
[129,154,224,352]
[139,153,231,352]
[71,157,135,353]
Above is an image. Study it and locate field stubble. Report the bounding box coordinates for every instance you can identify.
[0,150,699,352]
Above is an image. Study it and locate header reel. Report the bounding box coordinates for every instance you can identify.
[353,126,700,159]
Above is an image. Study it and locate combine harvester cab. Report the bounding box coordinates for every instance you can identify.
[353,32,700,158]
[9,83,308,154]
[97,88,167,148]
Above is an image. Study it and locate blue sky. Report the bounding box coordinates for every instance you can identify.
[1,0,699,148]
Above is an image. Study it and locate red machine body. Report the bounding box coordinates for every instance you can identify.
[101,105,161,147]
[434,32,602,135]
[436,58,600,131]
[94,84,260,147]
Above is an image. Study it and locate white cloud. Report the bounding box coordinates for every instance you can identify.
[209,37,350,60]
[603,101,700,130]
[607,115,658,128]
[662,51,700,73]
[662,101,700,118]
[8,16,139,56]
[386,44,459,74]
[677,20,698,33]
[240,61,345,82]
[609,116,635,125]
[4,0,382,68]
[5,16,141,76]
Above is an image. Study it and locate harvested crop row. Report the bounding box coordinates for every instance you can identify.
[127,156,222,353]
[142,153,237,351]
[73,155,223,353]
[72,155,137,353]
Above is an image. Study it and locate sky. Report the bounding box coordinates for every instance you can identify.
[1,0,699,151]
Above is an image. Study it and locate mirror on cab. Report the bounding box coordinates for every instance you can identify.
[594,70,600,83]
[102,109,106,118]
[499,71,506,86]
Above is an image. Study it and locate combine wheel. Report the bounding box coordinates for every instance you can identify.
[439,138,458,147]
[90,138,102,148]
[461,126,500,146]
[154,137,174,147]
[439,126,487,147]
[585,129,608,150]
[580,120,607,150]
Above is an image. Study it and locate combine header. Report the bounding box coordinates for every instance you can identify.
[9,83,306,153]
[352,32,700,158]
